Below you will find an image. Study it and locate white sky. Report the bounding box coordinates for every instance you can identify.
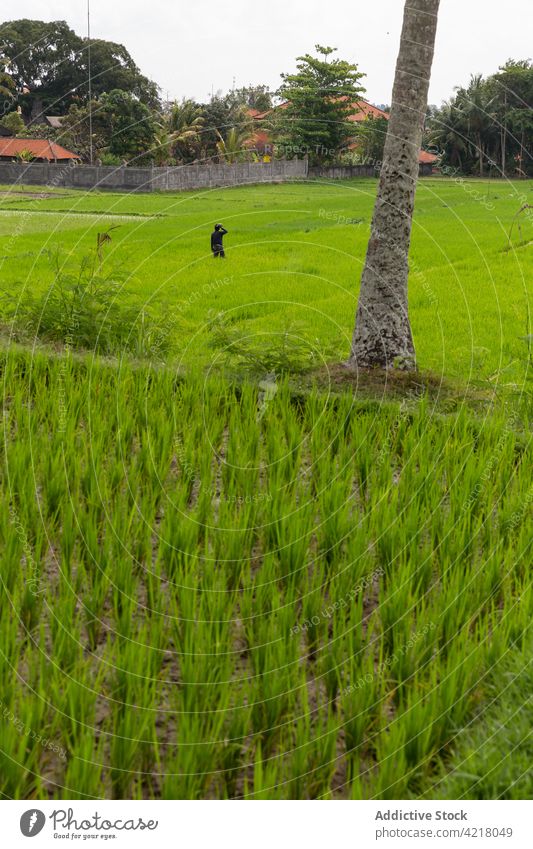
[5,0,533,106]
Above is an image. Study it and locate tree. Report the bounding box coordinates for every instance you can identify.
[200,92,250,159]
[275,45,366,164]
[99,90,157,163]
[428,61,533,177]
[427,99,469,171]
[152,126,177,167]
[0,19,83,114]
[57,99,110,161]
[80,39,159,108]
[230,85,272,113]
[0,19,160,115]
[355,114,389,165]
[167,99,205,163]
[455,75,496,176]
[216,126,252,163]
[0,110,25,135]
[349,0,441,371]
[0,57,15,104]
[492,60,533,177]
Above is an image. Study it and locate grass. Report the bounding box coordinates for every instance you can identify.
[428,641,533,800]
[0,176,532,800]
[0,347,531,799]
[0,177,532,385]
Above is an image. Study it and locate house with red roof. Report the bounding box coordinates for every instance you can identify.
[247,100,439,169]
[0,138,80,164]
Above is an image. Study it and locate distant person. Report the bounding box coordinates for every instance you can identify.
[211,223,228,258]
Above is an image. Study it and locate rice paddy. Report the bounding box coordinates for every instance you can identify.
[1,176,532,382]
[0,177,532,800]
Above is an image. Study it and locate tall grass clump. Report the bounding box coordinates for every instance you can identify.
[1,253,176,359]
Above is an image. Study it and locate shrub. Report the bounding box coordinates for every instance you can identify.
[207,310,328,376]
[1,255,176,360]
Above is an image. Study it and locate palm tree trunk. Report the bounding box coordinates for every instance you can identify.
[349,0,441,370]
[478,133,484,177]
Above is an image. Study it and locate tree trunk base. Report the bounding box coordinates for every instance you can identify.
[345,353,417,372]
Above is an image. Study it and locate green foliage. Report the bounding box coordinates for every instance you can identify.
[215,126,253,164]
[0,56,15,102]
[207,312,327,375]
[0,109,25,135]
[165,98,205,163]
[275,45,366,164]
[353,114,388,165]
[57,99,110,161]
[14,147,34,161]
[430,636,533,799]
[99,90,157,163]
[429,61,533,175]
[83,38,159,108]
[1,254,176,359]
[98,152,123,167]
[200,92,251,158]
[0,349,530,799]
[0,19,159,113]
[231,84,272,113]
[0,19,81,109]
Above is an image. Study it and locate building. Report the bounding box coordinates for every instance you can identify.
[0,138,80,164]
[247,100,439,169]
[44,116,65,130]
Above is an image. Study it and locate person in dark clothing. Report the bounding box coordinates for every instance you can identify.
[211,223,228,258]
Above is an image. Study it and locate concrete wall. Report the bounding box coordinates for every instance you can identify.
[0,159,308,193]
[308,162,434,179]
[0,158,434,194]
[308,164,379,179]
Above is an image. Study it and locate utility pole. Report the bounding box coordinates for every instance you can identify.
[87,0,94,165]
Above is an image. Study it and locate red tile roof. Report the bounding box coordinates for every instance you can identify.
[345,100,390,122]
[418,149,440,164]
[251,99,390,122]
[0,138,80,161]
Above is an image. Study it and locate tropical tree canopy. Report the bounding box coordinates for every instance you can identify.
[99,89,158,163]
[0,57,16,103]
[0,19,160,114]
[429,61,533,176]
[0,110,25,134]
[275,45,366,164]
[167,99,205,163]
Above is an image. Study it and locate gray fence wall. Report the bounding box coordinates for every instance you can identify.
[0,158,434,193]
[308,162,434,179]
[0,159,308,193]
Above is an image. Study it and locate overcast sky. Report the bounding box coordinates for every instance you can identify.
[5,1,533,105]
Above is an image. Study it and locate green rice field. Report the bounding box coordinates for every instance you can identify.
[0,177,532,800]
[0,177,532,381]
